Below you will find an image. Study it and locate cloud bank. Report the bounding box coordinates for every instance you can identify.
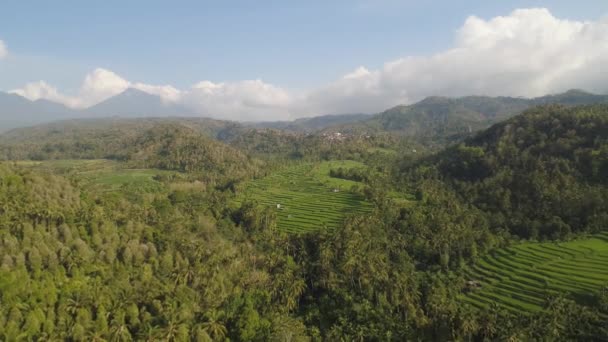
[10,8,608,121]
[0,40,7,59]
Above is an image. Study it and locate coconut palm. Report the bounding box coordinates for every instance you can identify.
[201,309,227,341]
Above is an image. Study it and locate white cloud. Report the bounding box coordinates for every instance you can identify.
[302,8,608,115]
[10,81,74,105]
[132,83,181,103]
[182,80,294,121]
[77,68,130,106]
[8,8,608,120]
[0,40,7,59]
[11,68,182,109]
[10,69,293,121]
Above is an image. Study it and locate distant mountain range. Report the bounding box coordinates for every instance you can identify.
[0,87,375,133]
[324,89,608,143]
[0,88,193,132]
[1,88,608,140]
[0,92,79,131]
[86,88,193,118]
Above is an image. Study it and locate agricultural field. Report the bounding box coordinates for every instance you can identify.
[13,159,172,192]
[236,160,373,233]
[463,231,608,314]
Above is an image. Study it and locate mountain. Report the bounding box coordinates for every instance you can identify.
[421,103,608,239]
[0,92,78,132]
[325,90,608,144]
[84,88,193,118]
[3,88,608,146]
[0,88,195,132]
[532,89,608,106]
[251,113,372,132]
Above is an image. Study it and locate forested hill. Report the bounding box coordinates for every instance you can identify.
[0,121,257,180]
[328,89,608,144]
[250,113,371,132]
[409,104,608,240]
[127,124,257,176]
[0,116,242,145]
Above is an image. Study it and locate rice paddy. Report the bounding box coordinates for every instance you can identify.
[236,160,373,233]
[463,231,608,314]
[13,159,172,192]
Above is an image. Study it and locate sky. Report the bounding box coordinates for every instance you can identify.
[1,1,608,121]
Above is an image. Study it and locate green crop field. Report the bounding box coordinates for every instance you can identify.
[236,160,373,233]
[14,159,172,192]
[462,231,608,314]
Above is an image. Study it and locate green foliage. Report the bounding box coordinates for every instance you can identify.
[409,104,608,240]
[463,231,608,313]
[234,161,372,233]
[0,103,607,340]
[0,122,260,185]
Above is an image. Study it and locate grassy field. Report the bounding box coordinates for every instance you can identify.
[462,231,608,314]
[236,160,373,233]
[14,159,171,192]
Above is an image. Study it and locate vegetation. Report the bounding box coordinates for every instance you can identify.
[0,103,606,340]
[330,89,608,145]
[234,161,373,233]
[464,232,608,313]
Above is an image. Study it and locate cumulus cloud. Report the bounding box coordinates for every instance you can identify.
[302,8,608,115]
[9,8,608,120]
[11,68,182,109]
[10,81,75,105]
[0,40,7,59]
[181,80,294,121]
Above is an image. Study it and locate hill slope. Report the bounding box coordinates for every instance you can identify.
[0,119,257,180]
[251,113,372,132]
[329,90,608,144]
[416,104,608,239]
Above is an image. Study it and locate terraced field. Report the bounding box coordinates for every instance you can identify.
[15,159,172,192]
[463,231,608,314]
[236,161,373,233]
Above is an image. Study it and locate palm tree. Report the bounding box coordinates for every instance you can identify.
[109,321,132,342]
[459,306,478,341]
[172,265,196,288]
[107,309,132,342]
[137,323,162,342]
[201,310,227,341]
[87,329,108,342]
[285,278,306,312]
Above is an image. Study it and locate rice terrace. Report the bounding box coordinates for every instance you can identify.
[236,160,373,233]
[463,231,608,314]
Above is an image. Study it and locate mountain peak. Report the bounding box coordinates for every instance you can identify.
[562,89,591,95]
[85,88,192,117]
[118,88,154,97]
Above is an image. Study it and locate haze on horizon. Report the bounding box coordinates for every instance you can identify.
[1,1,608,121]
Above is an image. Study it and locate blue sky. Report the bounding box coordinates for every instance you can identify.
[1,0,605,90]
[1,1,607,120]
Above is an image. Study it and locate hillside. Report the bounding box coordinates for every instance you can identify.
[251,113,371,132]
[0,104,606,341]
[0,116,241,145]
[0,120,257,181]
[328,90,608,144]
[410,104,608,240]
